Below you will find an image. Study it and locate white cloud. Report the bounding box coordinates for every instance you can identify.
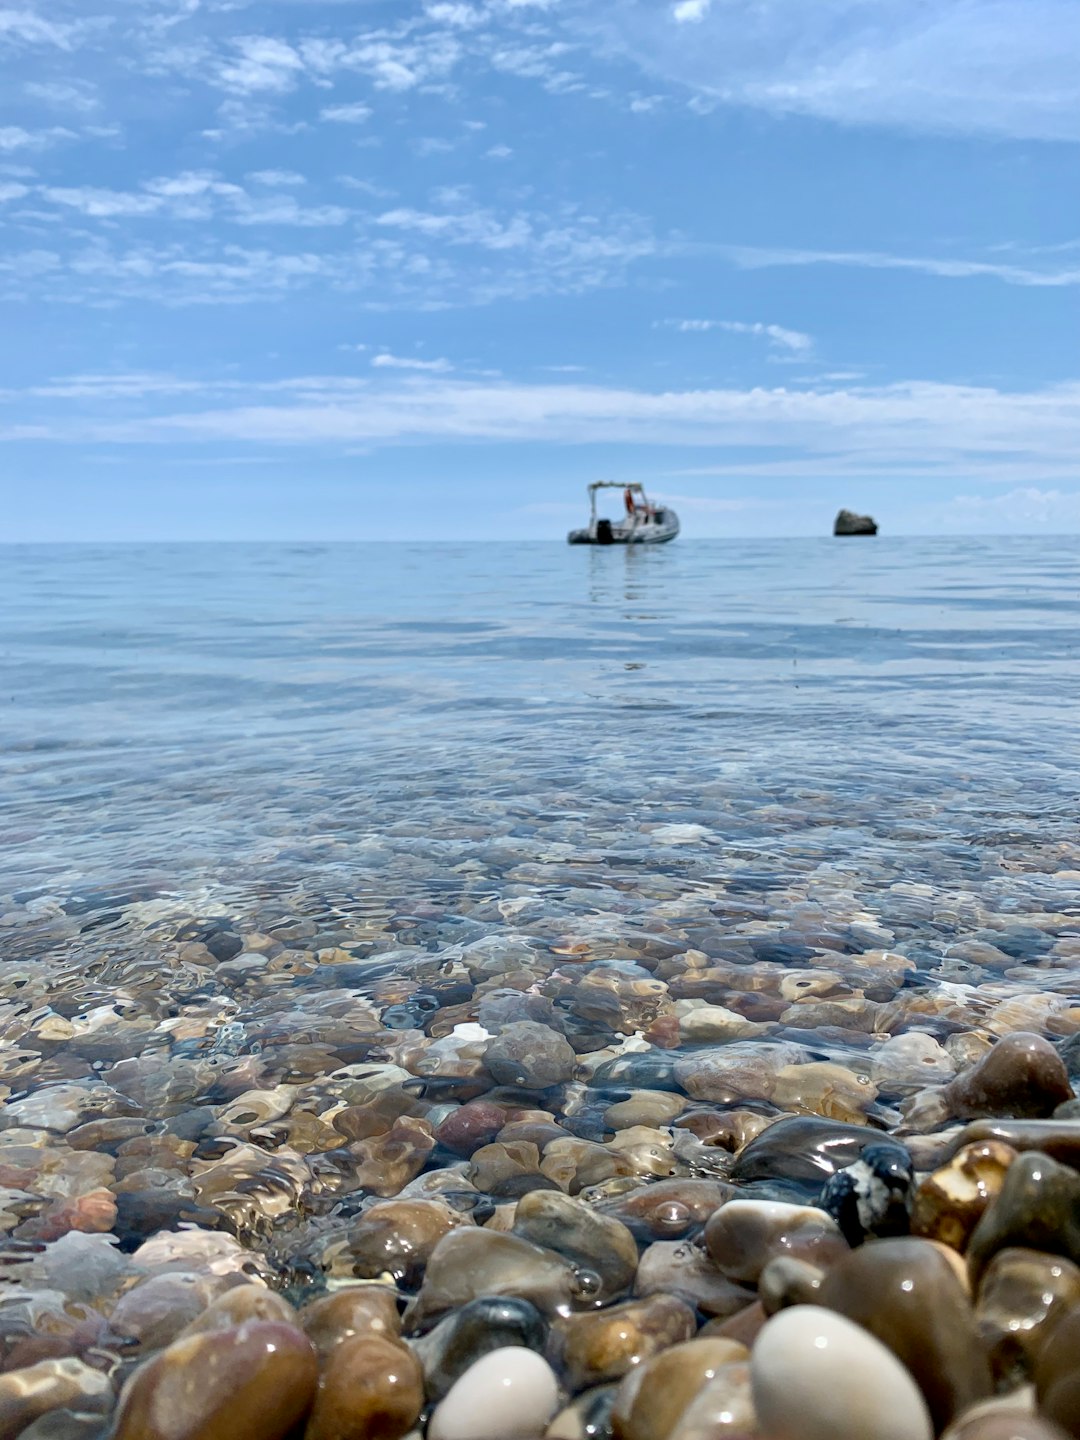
[372,352,453,372]
[320,102,372,124]
[9,375,1080,495]
[0,9,77,49]
[663,318,814,353]
[0,181,28,200]
[217,36,305,96]
[486,144,513,158]
[720,243,1080,289]
[672,0,710,22]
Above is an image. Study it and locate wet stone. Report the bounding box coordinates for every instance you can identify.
[343,1199,465,1286]
[551,1294,697,1393]
[546,1385,617,1440]
[975,1249,1080,1387]
[751,1306,933,1440]
[512,1190,639,1303]
[0,1359,112,1440]
[729,1115,885,1187]
[403,1228,578,1329]
[409,1296,548,1402]
[484,1023,577,1090]
[1033,1307,1080,1437]
[112,1320,318,1440]
[300,1288,401,1361]
[818,1141,915,1245]
[304,1335,423,1440]
[428,1347,560,1440]
[611,1339,749,1440]
[704,1200,847,1284]
[966,1151,1080,1281]
[635,1240,757,1318]
[944,1034,1074,1120]
[910,1141,1017,1252]
[817,1237,993,1432]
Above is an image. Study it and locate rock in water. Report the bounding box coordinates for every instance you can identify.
[427,1348,560,1440]
[112,1320,318,1440]
[751,1306,933,1440]
[834,509,878,536]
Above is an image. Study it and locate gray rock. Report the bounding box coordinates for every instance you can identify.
[834,509,878,536]
[484,1022,576,1089]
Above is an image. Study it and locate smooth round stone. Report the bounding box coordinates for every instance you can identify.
[599,1180,733,1242]
[428,1347,560,1440]
[668,1362,755,1440]
[410,1297,548,1402]
[634,1241,756,1319]
[589,1053,682,1092]
[402,1229,577,1330]
[113,1320,318,1440]
[485,1024,577,1089]
[0,1359,112,1440]
[551,1295,696,1392]
[966,1152,1080,1281]
[512,1191,639,1304]
[944,1417,1071,1440]
[704,1201,846,1285]
[729,1116,881,1185]
[345,1200,463,1286]
[300,1288,401,1360]
[944,1034,1073,1120]
[817,1238,992,1432]
[975,1249,1080,1386]
[611,1339,748,1440]
[751,1307,933,1440]
[435,1102,506,1158]
[944,1121,1080,1170]
[179,1286,297,1339]
[304,1335,423,1440]
[604,1092,686,1131]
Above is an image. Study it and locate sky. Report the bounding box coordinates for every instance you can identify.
[2,0,1080,540]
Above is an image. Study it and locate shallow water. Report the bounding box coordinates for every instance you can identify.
[1,538,1080,1433]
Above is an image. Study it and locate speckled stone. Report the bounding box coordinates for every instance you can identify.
[300,1288,401,1361]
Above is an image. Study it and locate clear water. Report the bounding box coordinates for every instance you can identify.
[2,538,1079,975]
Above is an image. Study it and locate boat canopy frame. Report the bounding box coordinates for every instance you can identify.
[587,481,649,526]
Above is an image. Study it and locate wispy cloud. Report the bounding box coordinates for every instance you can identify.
[662,318,814,352]
[371,352,453,371]
[719,243,1080,289]
[581,0,1080,141]
[8,374,1080,492]
[320,102,372,124]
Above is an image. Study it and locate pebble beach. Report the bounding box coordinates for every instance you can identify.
[1,538,1079,1440]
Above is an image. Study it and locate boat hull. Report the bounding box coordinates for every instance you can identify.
[567,512,680,545]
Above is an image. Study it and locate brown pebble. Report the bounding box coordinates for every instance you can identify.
[304,1335,423,1440]
[0,1358,112,1440]
[179,1286,297,1340]
[551,1294,697,1392]
[944,1034,1073,1120]
[300,1289,401,1360]
[611,1339,748,1440]
[113,1320,318,1440]
[911,1141,1017,1252]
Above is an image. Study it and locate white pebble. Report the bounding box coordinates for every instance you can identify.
[751,1306,933,1440]
[428,1346,560,1440]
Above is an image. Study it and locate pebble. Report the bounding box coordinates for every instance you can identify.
[817,1237,993,1431]
[703,1200,847,1284]
[112,1320,318,1440]
[304,1335,423,1440]
[411,1296,548,1401]
[552,1295,697,1392]
[427,1347,560,1440]
[751,1306,934,1440]
[944,1035,1074,1120]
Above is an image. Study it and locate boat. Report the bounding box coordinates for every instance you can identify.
[567,482,680,545]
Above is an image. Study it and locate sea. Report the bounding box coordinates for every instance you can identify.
[2,536,1078,976]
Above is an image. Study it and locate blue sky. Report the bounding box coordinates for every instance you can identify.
[2,0,1080,539]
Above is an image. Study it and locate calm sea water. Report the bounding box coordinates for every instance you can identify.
[2,538,1078,969]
